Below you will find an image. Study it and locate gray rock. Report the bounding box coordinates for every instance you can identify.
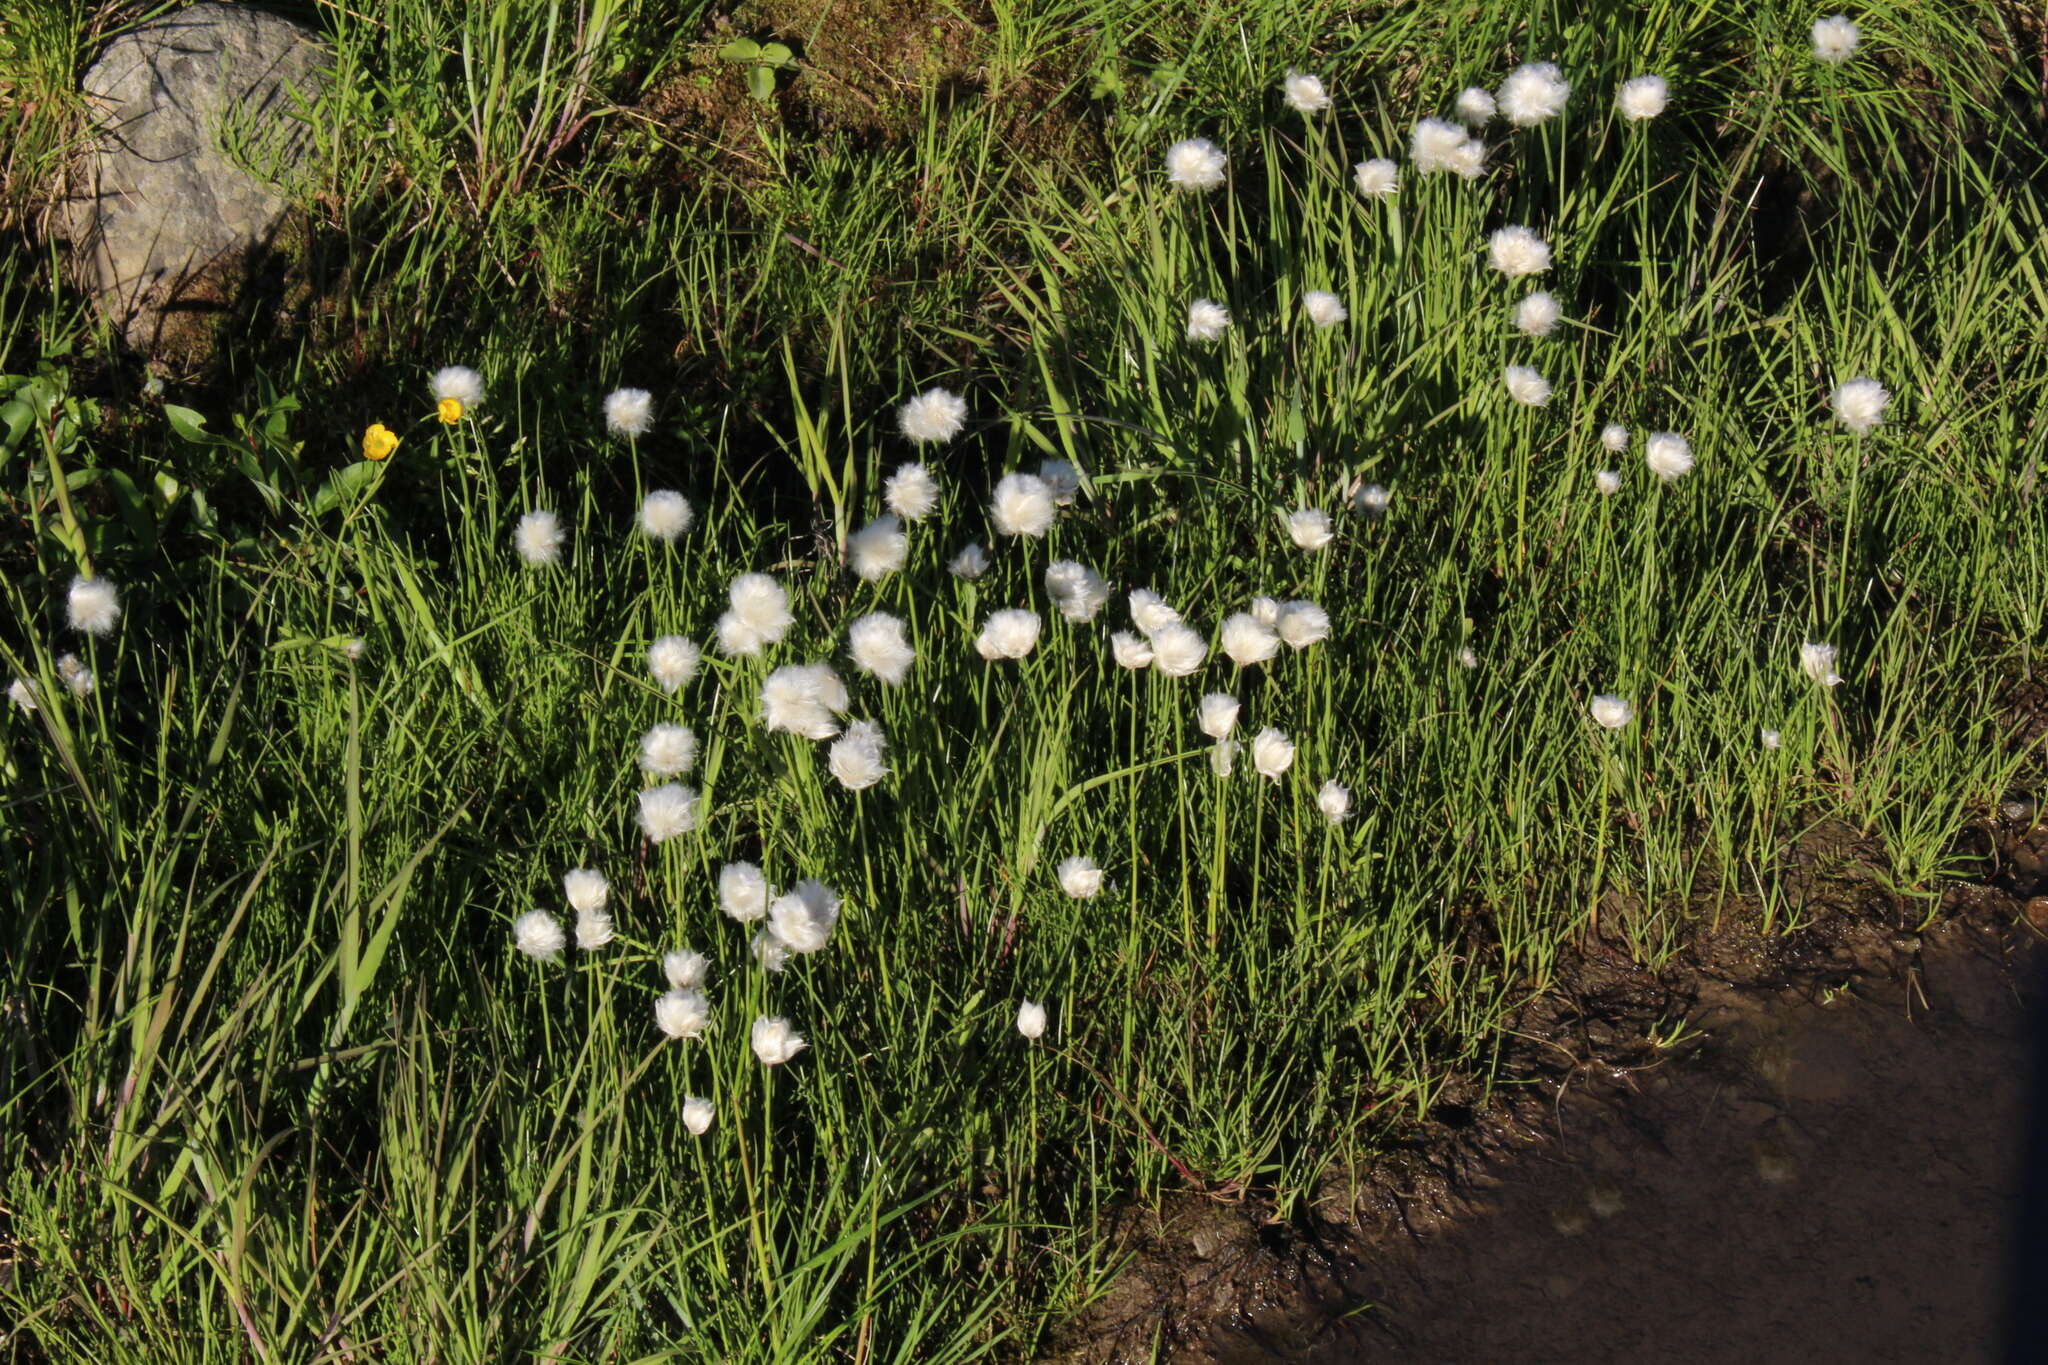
[64,3,330,364]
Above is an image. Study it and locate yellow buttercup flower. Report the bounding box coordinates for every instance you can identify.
[362,423,400,461]
[437,397,464,425]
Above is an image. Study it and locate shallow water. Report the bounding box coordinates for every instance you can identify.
[1213,925,2046,1364]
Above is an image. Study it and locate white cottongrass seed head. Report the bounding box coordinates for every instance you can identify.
[1617,74,1670,120]
[603,388,654,439]
[884,461,940,520]
[1252,596,1282,627]
[1811,15,1860,65]
[430,365,483,408]
[751,930,791,974]
[766,879,841,955]
[1595,470,1624,497]
[639,722,698,776]
[8,678,36,713]
[1282,69,1330,114]
[637,490,694,541]
[846,514,908,581]
[1016,1000,1048,1041]
[1488,225,1552,278]
[827,718,889,791]
[949,543,990,579]
[682,1096,715,1135]
[1589,695,1634,729]
[1504,364,1552,407]
[663,949,709,990]
[563,868,609,916]
[1286,507,1334,551]
[1220,612,1281,668]
[1458,646,1480,670]
[897,386,966,444]
[573,909,614,951]
[514,511,564,567]
[1497,61,1570,126]
[750,1015,808,1066]
[1251,728,1297,782]
[989,472,1056,538]
[1761,727,1784,750]
[1353,158,1398,197]
[1644,431,1695,482]
[1210,737,1238,776]
[1165,137,1227,191]
[1601,422,1630,453]
[637,784,701,843]
[847,611,915,685]
[1149,623,1207,677]
[647,635,702,693]
[1045,560,1110,622]
[1198,692,1240,741]
[1038,459,1082,506]
[68,576,121,636]
[717,572,793,656]
[56,654,93,697]
[719,862,771,922]
[1186,298,1231,343]
[1354,482,1392,515]
[513,909,565,961]
[1276,600,1331,649]
[759,662,849,739]
[1110,631,1154,669]
[1801,640,1845,687]
[1129,589,1181,636]
[1411,118,1486,178]
[1318,779,1352,824]
[1303,290,1348,329]
[1831,377,1890,434]
[1514,291,1562,337]
[1057,854,1104,899]
[1455,86,1497,125]
[976,608,1042,661]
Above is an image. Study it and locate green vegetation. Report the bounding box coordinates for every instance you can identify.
[3,0,2045,1359]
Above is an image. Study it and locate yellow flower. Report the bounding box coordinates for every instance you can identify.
[437,397,464,425]
[362,423,399,461]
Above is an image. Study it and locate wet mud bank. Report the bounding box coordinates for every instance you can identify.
[1054,863,2048,1364]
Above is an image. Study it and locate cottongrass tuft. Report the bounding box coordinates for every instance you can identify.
[1302,291,1348,329]
[1251,728,1296,782]
[1318,780,1352,824]
[574,909,614,951]
[603,388,655,438]
[1831,377,1890,433]
[56,654,93,697]
[760,663,850,739]
[1286,508,1334,550]
[1589,695,1634,729]
[1504,365,1552,407]
[1016,1000,1048,1040]
[1595,470,1624,496]
[1644,432,1695,482]
[514,511,564,567]
[563,868,609,915]
[1455,86,1496,125]
[1282,69,1330,114]
[1458,646,1480,670]
[1600,422,1630,452]
[663,950,709,990]
[751,931,791,974]
[1352,158,1398,198]
[1039,459,1082,506]
[1354,483,1392,515]
[828,719,889,791]
[717,572,794,656]
[949,543,991,579]
[1110,631,1154,669]
[647,635,702,693]
[1276,600,1331,649]
[637,784,701,843]
[719,862,771,922]
[1220,612,1281,668]
[1199,692,1240,741]
[1046,560,1111,622]
[1761,728,1784,750]
[1811,14,1860,65]
[1410,118,1486,178]
[1800,641,1845,687]
[654,989,711,1040]
[1497,61,1570,126]
[682,1096,715,1134]
[751,1016,808,1065]
[989,473,1056,537]
[1617,74,1669,120]
[513,909,565,961]
[898,387,967,444]
[7,678,35,713]
[68,577,121,636]
[976,608,1042,660]
[1210,738,1238,776]
[847,612,915,685]
[846,515,908,581]
[430,365,484,410]
[767,880,841,955]
[884,462,940,520]
[1149,623,1207,677]
[1514,291,1562,337]
[1186,298,1231,342]
[1129,589,1181,635]
[639,722,698,776]
[638,490,695,541]
[1057,854,1105,899]
[1165,137,1227,191]
[1488,225,1551,278]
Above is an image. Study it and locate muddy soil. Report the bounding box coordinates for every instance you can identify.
[1201,918,2045,1364]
